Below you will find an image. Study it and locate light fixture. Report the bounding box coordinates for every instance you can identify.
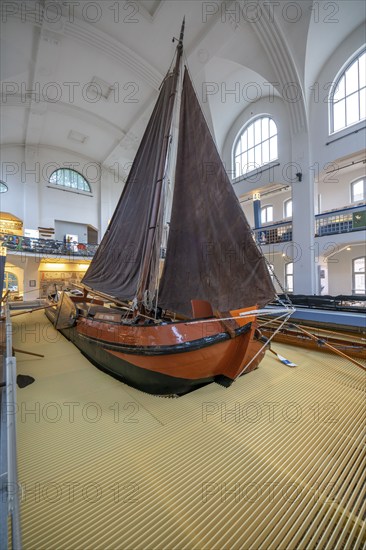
[296,172,302,182]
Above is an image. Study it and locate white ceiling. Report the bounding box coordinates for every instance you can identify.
[1,0,365,180]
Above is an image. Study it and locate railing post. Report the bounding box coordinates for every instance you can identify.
[2,304,22,550]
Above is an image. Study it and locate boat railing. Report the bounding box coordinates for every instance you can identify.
[253,221,293,245]
[276,292,366,311]
[1,234,98,259]
[0,297,22,549]
[315,203,366,237]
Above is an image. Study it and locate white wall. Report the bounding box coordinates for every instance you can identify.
[38,147,100,233]
[309,24,366,171]
[318,166,365,213]
[0,145,26,221]
[327,244,366,295]
[223,96,292,197]
[0,145,125,242]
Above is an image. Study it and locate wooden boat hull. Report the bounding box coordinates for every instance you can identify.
[46,304,266,395]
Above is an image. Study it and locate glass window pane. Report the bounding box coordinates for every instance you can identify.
[360,87,366,120]
[346,92,359,125]
[352,180,364,202]
[235,140,241,157]
[269,119,277,137]
[247,125,254,148]
[262,140,269,164]
[233,117,277,174]
[359,53,366,88]
[333,99,346,131]
[49,169,90,192]
[269,136,278,160]
[354,274,365,293]
[262,118,269,140]
[354,257,365,272]
[345,60,359,95]
[333,75,345,102]
[254,119,261,144]
[236,161,241,177]
[254,144,261,168]
[242,152,248,173]
[248,147,255,169]
[285,199,292,217]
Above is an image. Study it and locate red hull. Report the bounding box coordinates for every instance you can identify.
[48,297,267,395]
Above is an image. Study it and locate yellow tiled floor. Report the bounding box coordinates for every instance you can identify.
[12,310,366,549]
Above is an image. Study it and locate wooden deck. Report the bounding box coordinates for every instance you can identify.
[12,310,366,549]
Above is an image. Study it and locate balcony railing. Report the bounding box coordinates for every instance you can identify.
[254,221,293,245]
[1,235,98,258]
[315,204,366,237]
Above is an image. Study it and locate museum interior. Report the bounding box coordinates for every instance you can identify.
[0,1,365,549]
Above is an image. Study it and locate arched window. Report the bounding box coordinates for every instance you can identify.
[353,257,365,294]
[351,178,365,203]
[49,169,91,193]
[285,262,293,293]
[233,116,278,178]
[261,205,273,224]
[0,181,8,193]
[284,199,292,218]
[330,48,366,133]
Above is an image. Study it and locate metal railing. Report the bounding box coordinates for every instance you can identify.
[0,299,22,549]
[1,234,98,258]
[253,221,293,245]
[315,204,366,237]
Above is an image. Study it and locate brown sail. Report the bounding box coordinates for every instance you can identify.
[48,21,290,397]
[158,68,276,317]
[82,69,179,301]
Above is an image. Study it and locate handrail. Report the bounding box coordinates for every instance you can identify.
[1,234,98,258]
[315,203,366,218]
[253,220,292,230]
[0,299,22,549]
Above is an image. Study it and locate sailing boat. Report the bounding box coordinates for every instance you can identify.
[47,20,289,395]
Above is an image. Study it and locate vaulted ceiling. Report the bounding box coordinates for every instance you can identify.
[1,0,364,181]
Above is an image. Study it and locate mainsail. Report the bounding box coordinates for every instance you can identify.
[83,30,276,316]
[158,69,276,317]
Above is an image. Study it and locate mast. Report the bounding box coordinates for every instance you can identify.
[136,18,185,309]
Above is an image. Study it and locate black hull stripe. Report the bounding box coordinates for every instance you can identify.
[76,322,252,356]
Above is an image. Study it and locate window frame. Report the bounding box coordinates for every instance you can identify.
[285,262,293,293]
[352,256,365,295]
[329,47,366,135]
[49,168,92,194]
[261,205,273,224]
[284,198,292,219]
[233,115,278,179]
[350,178,366,203]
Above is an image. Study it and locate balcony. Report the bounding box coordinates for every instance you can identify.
[1,234,98,258]
[254,221,292,245]
[315,204,366,237]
